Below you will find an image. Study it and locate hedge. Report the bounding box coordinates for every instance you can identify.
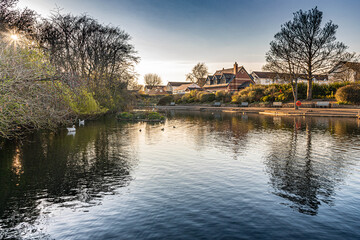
[158,82,351,106]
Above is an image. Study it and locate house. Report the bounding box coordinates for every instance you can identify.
[203,62,255,92]
[251,71,285,85]
[166,82,189,93]
[298,74,329,84]
[144,85,168,95]
[173,83,202,94]
[251,71,328,85]
[328,61,360,82]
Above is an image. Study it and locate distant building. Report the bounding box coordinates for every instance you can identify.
[144,85,168,95]
[328,61,360,82]
[203,62,255,92]
[173,83,202,94]
[166,82,189,93]
[298,74,328,84]
[251,71,285,85]
[251,71,328,85]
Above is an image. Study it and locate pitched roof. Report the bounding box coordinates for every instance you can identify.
[252,71,278,79]
[329,61,360,73]
[174,83,192,91]
[214,68,234,75]
[188,83,202,89]
[204,64,253,88]
[167,81,189,87]
[344,62,360,71]
[147,87,167,95]
[312,74,328,80]
[252,71,327,81]
[222,73,235,83]
[174,83,202,91]
[203,83,229,88]
[145,85,166,90]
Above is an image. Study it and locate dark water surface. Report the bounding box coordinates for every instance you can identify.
[1,111,360,239]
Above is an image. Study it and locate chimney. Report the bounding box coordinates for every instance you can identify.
[234,62,238,74]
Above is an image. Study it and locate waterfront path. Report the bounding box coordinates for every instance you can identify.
[157,105,360,118]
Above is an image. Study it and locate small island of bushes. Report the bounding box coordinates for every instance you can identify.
[117,111,165,122]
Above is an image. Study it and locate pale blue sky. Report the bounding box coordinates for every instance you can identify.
[18,0,360,84]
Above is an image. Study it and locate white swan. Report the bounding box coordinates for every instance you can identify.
[79,119,85,126]
[67,125,76,132]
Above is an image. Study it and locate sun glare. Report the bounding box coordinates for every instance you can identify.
[1,30,27,48]
[10,34,18,41]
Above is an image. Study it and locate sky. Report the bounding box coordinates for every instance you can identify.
[17,0,360,84]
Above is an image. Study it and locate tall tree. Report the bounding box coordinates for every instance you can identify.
[264,26,302,110]
[275,7,355,100]
[144,73,162,89]
[37,12,139,109]
[186,62,208,86]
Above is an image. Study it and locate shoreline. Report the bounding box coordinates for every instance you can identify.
[157,105,360,118]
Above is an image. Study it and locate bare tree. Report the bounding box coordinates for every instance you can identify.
[144,73,162,89]
[276,7,355,100]
[264,23,303,110]
[37,12,139,109]
[186,62,208,86]
[0,0,37,37]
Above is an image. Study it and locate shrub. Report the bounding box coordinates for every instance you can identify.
[157,95,174,106]
[199,92,215,102]
[264,86,277,96]
[118,112,133,119]
[215,90,225,101]
[312,82,348,99]
[261,95,271,102]
[147,111,165,120]
[335,84,360,104]
[231,94,241,103]
[236,85,265,103]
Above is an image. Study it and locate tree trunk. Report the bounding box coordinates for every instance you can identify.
[307,79,313,100]
[294,83,298,110]
[291,79,299,110]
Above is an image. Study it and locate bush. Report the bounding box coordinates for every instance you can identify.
[231,85,266,103]
[147,111,165,120]
[312,82,349,99]
[199,92,215,102]
[335,84,360,104]
[118,112,133,119]
[261,95,271,102]
[215,90,225,100]
[157,95,174,106]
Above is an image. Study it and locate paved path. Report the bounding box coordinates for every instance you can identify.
[157,105,360,118]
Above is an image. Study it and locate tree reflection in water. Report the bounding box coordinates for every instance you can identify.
[0,118,138,238]
[1,113,359,238]
[264,117,358,215]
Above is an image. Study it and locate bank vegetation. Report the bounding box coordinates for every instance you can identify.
[0,0,139,138]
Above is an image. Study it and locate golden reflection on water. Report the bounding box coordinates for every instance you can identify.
[12,147,23,185]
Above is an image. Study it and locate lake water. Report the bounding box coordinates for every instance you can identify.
[1,111,360,239]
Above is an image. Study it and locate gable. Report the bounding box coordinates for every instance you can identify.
[235,67,253,81]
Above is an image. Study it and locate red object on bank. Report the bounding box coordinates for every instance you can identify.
[296,101,302,107]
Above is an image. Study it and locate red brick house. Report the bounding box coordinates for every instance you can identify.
[203,62,255,92]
